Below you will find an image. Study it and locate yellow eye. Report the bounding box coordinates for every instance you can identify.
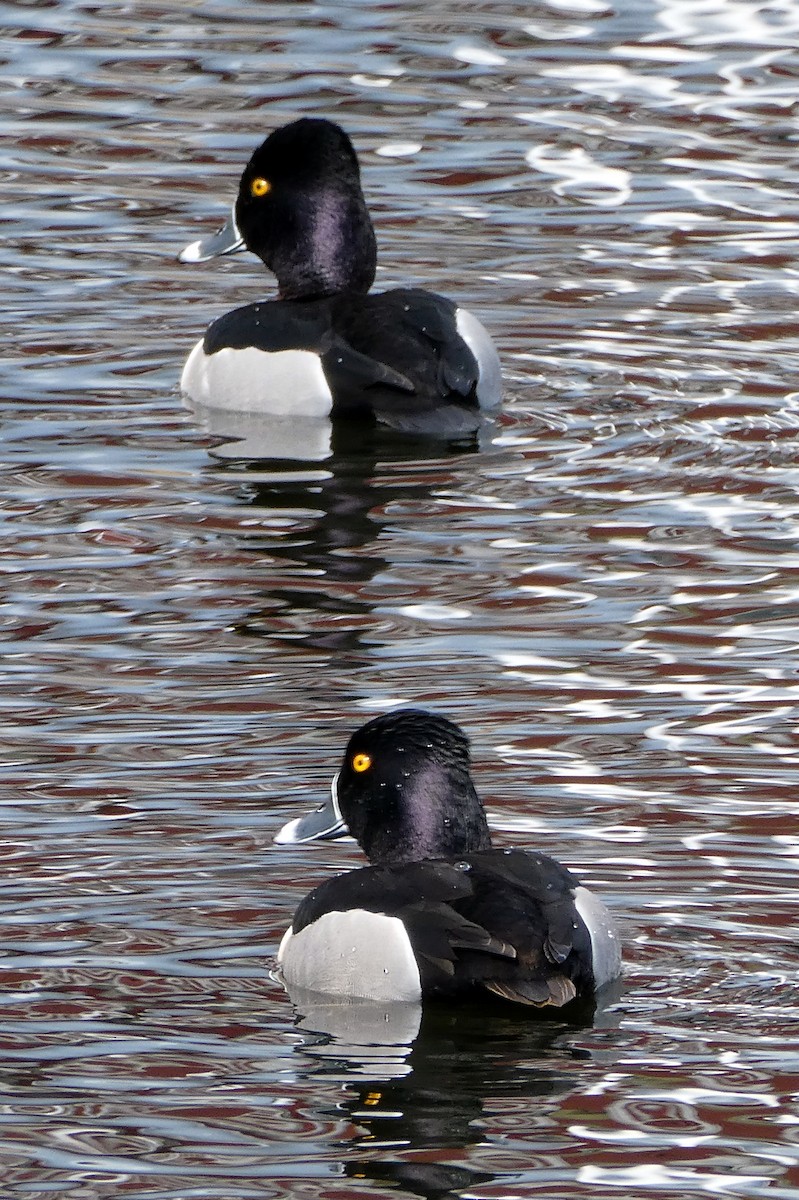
[352,752,372,774]
[250,177,271,198]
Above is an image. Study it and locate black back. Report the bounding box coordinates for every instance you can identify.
[202,289,483,431]
[292,850,595,1006]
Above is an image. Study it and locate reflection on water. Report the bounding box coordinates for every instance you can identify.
[291,989,621,1199]
[3,0,799,1195]
[196,405,337,463]
[213,421,488,655]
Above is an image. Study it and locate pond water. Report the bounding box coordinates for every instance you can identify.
[2,0,799,1196]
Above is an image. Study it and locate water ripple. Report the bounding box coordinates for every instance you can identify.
[2,0,799,1196]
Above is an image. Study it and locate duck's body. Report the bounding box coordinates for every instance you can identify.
[181,287,500,432]
[274,711,621,1008]
[179,119,501,431]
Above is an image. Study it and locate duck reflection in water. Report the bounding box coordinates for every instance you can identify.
[288,987,620,1200]
[204,413,487,653]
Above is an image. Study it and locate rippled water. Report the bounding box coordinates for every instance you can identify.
[3,0,799,1195]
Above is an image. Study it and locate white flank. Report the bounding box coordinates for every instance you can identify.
[574,886,622,988]
[455,308,502,409]
[180,342,333,416]
[278,910,422,1002]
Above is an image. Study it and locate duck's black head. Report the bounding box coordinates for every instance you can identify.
[235,118,377,300]
[335,710,493,864]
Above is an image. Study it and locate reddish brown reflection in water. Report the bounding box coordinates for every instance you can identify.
[2,0,799,1195]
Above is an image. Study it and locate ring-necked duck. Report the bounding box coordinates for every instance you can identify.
[274,710,621,1007]
[179,119,501,433]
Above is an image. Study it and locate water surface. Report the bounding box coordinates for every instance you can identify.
[2,0,799,1196]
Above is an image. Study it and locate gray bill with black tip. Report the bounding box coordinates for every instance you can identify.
[273,773,349,844]
[179,207,245,263]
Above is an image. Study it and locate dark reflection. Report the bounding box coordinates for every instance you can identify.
[289,986,621,1200]
[193,398,494,463]
[196,405,493,651]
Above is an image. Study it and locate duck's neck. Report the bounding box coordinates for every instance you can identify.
[361,772,492,865]
[274,189,377,299]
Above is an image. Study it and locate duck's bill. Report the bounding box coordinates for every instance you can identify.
[179,207,244,263]
[273,773,350,845]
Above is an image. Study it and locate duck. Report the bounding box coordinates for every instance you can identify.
[273,709,621,1007]
[179,118,501,434]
